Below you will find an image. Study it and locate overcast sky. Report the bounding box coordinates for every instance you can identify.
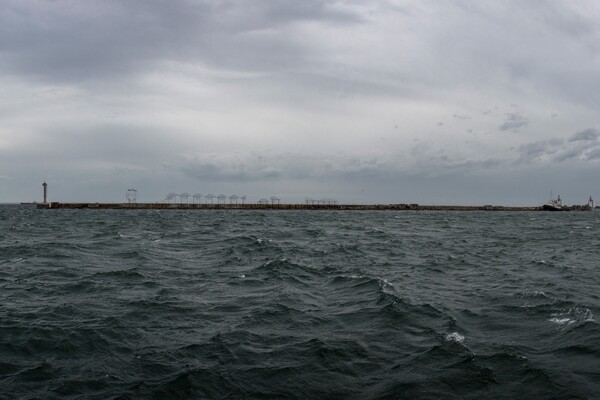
[1,0,599,205]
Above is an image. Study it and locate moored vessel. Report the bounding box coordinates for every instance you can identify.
[543,194,563,211]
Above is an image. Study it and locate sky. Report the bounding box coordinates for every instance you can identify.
[1,0,599,205]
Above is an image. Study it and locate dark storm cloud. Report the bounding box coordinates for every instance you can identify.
[499,113,529,131]
[0,0,362,83]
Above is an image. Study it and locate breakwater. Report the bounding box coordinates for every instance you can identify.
[35,202,575,211]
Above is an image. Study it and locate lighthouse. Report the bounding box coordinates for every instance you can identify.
[42,182,47,204]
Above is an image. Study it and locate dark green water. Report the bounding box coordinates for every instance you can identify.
[1,205,599,399]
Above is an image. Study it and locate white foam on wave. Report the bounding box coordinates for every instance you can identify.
[445,332,465,343]
[550,306,595,326]
[549,317,574,325]
[521,289,546,297]
[238,274,245,279]
[379,278,393,288]
[345,274,362,279]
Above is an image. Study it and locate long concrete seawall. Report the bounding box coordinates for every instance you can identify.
[35,202,592,211]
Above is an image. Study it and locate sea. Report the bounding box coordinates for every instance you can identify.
[0,205,598,399]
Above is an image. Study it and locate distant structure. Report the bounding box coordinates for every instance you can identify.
[305,198,337,205]
[162,191,252,206]
[165,193,177,203]
[270,196,281,205]
[126,188,137,203]
[42,182,48,204]
[589,196,594,208]
[179,193,190,204]
[258,198,269,205]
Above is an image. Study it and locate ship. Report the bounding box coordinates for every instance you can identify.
[543,194,564,211]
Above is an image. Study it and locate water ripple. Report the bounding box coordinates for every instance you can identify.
[0,206,599,398]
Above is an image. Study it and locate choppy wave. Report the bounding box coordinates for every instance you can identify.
[0,206,599,398]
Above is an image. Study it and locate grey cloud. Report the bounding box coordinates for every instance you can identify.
[0,0,363,84]
[569,128,600,142]
[3,1,600,204]
[412,155,504,177]
[0,123,188,176]
[585,147,600,161]
[181,154,284,181]
[408,142,506,176]
[453,114,470,120]
[179,148,515,188]
[432,2,600,108]
[179,152,390,182]
[517,138,563,162]
[517,128,600,164]
[553,144,588,163]
[2,0,599,110]
[537,3,598,39]
[255,1,362,25]
[499,113,529,131]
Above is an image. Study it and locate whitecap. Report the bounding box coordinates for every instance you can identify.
[379,278,394,288]
[549,317,574,325]
[569,306,594,322]
[238,274,245,279]
[550,306,594,326]
[521,290,545,297]
[256,238,263,243]
[445,332,465,343]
